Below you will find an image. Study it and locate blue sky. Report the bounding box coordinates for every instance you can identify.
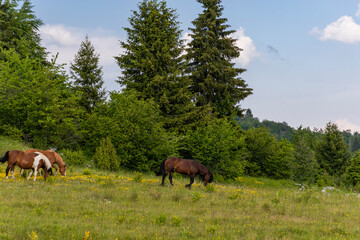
[31,0,360,132]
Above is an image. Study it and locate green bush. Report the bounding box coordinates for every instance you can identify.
[345,150,360,186]
[245,127,294,179]
[0,125,23,141]
[291,136,319,183]
[181,118,247,179]
[84,91,178,171]
[61,149,86,166]
[93,137,121,171]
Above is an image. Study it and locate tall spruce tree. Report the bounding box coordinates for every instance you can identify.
[186,0,252,118]
[316,122,351,176]
[0,0,47,61]
[115,0,212,132]
[70,35,106,113]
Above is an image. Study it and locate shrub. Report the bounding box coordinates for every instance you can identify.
[0,125,23,140]
[245,127,294,179]
[84,91,178,171]
[61,149,86,166]
[93,137,121,171]
[133,172,143,183]
[181,118,247,179]
[291,136,319,183]
[83,168,92,175]
[345,150,360,186]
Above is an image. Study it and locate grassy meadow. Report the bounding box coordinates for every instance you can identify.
[0,136,360,239]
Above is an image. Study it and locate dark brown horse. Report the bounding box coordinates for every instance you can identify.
[155,157,213,189]
[23,149,66,176]
[0,150,53,181]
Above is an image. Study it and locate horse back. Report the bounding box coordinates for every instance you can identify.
[25,149,56,164]
[165,157,199,175]
[9,150,25,163]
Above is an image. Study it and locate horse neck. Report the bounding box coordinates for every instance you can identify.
[55,154,65,167]
[197,163,209,175]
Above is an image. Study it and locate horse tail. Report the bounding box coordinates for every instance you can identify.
[0,151,9,163]
[155,159,166,176]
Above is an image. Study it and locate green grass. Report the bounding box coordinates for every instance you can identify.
[0,166,359,239]
[0,136,360,239]
[0,135,28,154]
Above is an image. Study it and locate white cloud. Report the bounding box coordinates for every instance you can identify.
[231,27,259,66]
[312,16,360,43]
[335,118,360,133]
[39,24,123,90]
[182,32,192,47]
[312,3,360,44]
[40,24,122,68]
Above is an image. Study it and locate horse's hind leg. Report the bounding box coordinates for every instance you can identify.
[161,173,168,186]
[33,169,38,181]
[169,170,175,186]
[10,166,15,179]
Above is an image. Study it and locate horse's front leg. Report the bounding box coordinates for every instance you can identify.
[33,168,38,181]
[52,163,57,176]
[185,176,195,189]
[10,166,15,179]
[43,169,49,181]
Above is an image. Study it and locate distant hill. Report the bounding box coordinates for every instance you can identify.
[235,109,294,141]
[235,109,360,153]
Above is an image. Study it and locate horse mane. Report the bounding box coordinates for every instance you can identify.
[46,150,65,167]
[35,152,52,170]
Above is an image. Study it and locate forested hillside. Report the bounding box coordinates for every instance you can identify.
[1,0,360,188]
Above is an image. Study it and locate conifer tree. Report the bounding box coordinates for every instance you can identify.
[70,35,106,113]
[186,0,252,118]
[316,122,351,176]
[0,0,47,61]
[115,0,212,132]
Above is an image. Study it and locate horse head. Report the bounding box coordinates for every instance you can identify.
[59,163,67,176]
[203,172,213,186]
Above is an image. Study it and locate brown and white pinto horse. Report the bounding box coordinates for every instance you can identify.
[155,157,213,189]
[0,150,53,181]
[23,149,66,176]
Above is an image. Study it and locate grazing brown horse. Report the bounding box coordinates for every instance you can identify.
[23,149,66,176]
[0,150,53,181]
[155,157,213,189]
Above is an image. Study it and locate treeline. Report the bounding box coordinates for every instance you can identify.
[237,109,360,153]
[1,0,359,187]
[237,109,360,186]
